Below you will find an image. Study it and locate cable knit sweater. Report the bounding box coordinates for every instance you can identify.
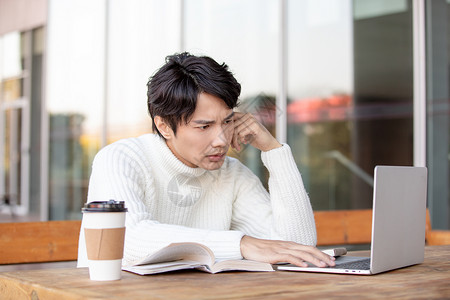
[77,133,316,267]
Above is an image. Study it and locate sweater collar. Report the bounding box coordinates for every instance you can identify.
[153,134,208,177]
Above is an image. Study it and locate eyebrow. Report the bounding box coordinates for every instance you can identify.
[192,112,235,125]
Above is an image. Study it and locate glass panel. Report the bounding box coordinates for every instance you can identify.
[426,0,450,229]
[29,27,45,217]
[287,0,413,210]
[287,0,354,210]
[107,0,180,143]
[5,109,22,208]
[0,30,35,221]
[46,0,105,220]
[1,32,22,80]
[46,0,182,220]
[1,78,22,101]
[184,0,279,184]
[351,0,413,208]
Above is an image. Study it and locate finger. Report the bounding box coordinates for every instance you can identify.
[233,113,279,151]
[232,111,246,122]
[299,252,327,268]
[232,113,249,150]
[233,113,255,131]
[234,116,257,144]
[308,248,336,266]
[276,254,308,268]
[282,245,335,267]
[231,127,240,151]
[299,248,336,267]
[279,249,326,268]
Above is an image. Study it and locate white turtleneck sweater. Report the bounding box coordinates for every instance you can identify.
[77,134,316,267]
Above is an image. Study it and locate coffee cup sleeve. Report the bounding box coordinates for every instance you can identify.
[84,228,126,260]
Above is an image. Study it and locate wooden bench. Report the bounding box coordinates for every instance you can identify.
[0,209,448,264]
[425,211,450,246]
[0,220,81,264]
[314,209,373,246]
[315,208,450,246]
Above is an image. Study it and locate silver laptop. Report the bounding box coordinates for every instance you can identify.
[278,165,428,275]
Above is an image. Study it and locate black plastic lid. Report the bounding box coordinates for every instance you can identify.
[82,200,127,213]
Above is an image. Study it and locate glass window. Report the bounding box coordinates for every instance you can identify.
[29,27,45,219]
[287,0,355,210]
[107,0,181,143]
[46,0,106,220]
[1,32,25,221]
[46,0,182,220]
[0,32,22,79]
[287,0,414,210]
[426,0,450,229]
[184,0,279,183]
[350,0,414,208]
[0,28,44,222]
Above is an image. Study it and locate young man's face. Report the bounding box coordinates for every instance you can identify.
[165,93,234,170]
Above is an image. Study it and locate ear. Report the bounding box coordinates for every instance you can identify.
[154,116,174,140]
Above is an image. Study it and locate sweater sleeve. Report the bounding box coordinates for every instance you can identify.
[77,142,244,268]
[230,144,317,246]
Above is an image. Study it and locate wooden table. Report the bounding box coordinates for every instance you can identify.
[1,245,449,299]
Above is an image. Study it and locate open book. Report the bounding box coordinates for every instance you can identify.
[122,242,274,275]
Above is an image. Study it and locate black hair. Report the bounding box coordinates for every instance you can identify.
[147,52,241,138]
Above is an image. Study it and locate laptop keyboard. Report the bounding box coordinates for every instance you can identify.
[331,258,371,270]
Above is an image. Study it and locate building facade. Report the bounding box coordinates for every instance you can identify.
[0,0,449,229]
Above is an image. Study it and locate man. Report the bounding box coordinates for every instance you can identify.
[77,52,335,268]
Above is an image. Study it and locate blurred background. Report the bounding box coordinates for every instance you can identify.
[0,0,448,230]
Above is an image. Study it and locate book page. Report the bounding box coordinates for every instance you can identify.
[131,243,214,267]
[209,259,274,273]
[123,260,203,275]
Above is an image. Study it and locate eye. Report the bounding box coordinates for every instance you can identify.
[199,125,209,130]
[224,119,233,125]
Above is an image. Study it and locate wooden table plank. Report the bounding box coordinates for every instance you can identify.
[1,245,449,299]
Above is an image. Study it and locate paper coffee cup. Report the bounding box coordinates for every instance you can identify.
[82,200,127,281]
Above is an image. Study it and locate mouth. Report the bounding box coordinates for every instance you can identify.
[206,153,226,162]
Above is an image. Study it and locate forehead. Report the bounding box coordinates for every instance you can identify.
[191,93,232,119]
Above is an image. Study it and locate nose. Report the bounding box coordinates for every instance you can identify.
[210,124,231,148]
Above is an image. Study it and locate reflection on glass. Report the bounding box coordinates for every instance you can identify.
[184,0,279,181]
[1,32,22,80]
[49,113,94,220]
[107,0,180,143]
[3,108,23,211]
[351,0,413,208]
[46,0,105,220]
[426,0,450,229]
[47,0,181,219]
[0,31,33,221]
[287,0,355,210]
[287,0,414,210]
[29,27,45,218]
